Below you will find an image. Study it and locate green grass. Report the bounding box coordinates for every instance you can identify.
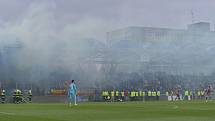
[0,101,215,121]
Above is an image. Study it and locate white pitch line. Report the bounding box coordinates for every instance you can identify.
[173,105,179,109]
[0,112,15,115]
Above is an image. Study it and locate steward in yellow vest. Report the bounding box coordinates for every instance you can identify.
[156,91,160,100]
[120,91,125,101]
[28,90,32,102]
[152,91,156,100]
[166,91,169,96]
[130,91,135,101]
[111,91,115,102]
[135,91,139,101]
[115,91,119,101]
[152,91,156,97]
[142,91,146,97]
[121,91,125,97]
[184,90,189,100]
[130,91,135,97]
[1,89,6,103]
[148,91,152,96]
[148,90,152,101]
[135,91,139,97]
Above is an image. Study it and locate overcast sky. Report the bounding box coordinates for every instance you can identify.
[0,0,215,40]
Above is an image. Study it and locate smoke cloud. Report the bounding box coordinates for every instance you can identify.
[0,1,215,90]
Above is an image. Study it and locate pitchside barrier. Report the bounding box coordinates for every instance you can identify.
[1,95,214,103]
[1,90,214,103]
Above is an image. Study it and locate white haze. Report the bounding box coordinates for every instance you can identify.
[0,1,215,89]
[0,2,116,87]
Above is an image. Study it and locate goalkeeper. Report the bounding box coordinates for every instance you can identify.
[68,80,77,107]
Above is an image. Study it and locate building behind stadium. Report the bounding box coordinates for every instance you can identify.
[106,22,215,75]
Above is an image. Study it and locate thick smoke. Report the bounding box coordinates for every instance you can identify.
[0,2,115,88]
[0,1,215,91]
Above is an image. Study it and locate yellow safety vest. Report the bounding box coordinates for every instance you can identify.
[104,91,108,96]
[121,91,124,97]
[135,92,139,97]
[185,91,189,96]
[201,91,204,96]
[152,91,156,96]
[142,92,145,96]
[28,90,32,95]
[197,91,201,96]
[102,91,105,96]
[131,91,135,97]
[111,91,115,97]
[148,91,152,96]
[157,91,160,96]
[139,91,142,96]
[116,91,119,96]
[166,92,169,96]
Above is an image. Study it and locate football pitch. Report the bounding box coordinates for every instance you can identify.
[0,101,214,121]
